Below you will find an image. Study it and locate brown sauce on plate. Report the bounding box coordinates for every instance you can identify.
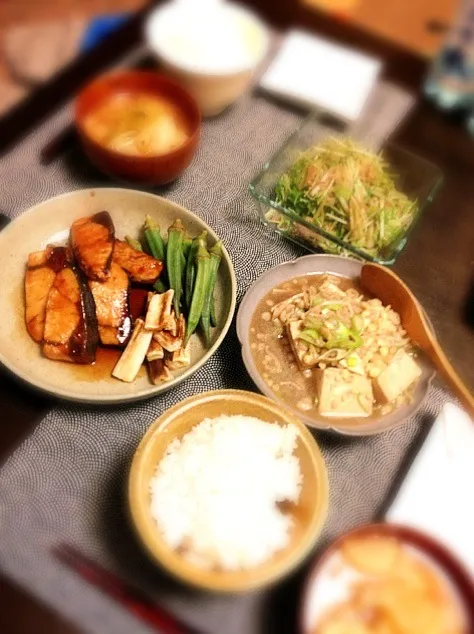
[67,347,146,382]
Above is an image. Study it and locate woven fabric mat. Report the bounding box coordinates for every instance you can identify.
[0,78,445,634]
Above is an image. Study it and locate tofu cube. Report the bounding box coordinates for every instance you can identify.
[316,367,373,417]
[286,321,319,369]
[373,349,422,404]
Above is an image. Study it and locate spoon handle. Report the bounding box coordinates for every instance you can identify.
[429,339,474,418]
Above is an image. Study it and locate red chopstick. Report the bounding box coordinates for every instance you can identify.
[53,544,201,634]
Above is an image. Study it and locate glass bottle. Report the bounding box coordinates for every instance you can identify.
[424,0,474,110]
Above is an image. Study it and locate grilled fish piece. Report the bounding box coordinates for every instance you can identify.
[89,263,131,346]
[25,246,71,342]
[70,211,115,281]
[43,265,99,364]
[98,321,132,347]
[113,240,163,284]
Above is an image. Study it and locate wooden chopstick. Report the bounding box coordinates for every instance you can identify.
[53,543,201,634]
[0,213,11,231]
[39,125,76,165]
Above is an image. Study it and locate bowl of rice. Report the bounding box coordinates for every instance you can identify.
[145,2,269,116]
[128,389,329,592]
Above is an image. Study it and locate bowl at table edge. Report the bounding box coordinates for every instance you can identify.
[0,187,236,404]
[300,523,474,634]
[236,254,435,436]
[75,71,201,185]
[145,2,269,116]
[128,389,329,593]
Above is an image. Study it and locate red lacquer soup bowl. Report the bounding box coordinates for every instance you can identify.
[75,71,201,185]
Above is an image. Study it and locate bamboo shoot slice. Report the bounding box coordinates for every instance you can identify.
[112,318,152,382]
[144,290,174,331]
[147,339,164,361]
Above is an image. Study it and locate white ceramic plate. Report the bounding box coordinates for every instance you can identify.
[0,188,236,404]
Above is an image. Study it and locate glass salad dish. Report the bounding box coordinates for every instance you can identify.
[249,113,443,265]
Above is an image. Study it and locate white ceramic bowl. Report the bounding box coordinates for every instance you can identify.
[236,254,434,436]
[145,2,269,116]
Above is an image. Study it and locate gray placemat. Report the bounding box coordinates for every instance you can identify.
[0,78,442,634]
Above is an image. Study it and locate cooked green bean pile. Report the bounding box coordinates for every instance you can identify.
[129,215,222,348]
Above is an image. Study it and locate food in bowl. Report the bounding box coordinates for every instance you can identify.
[249,273,422,419]
[24,211,222,385]
[308,532,468,633]
[129,389,328,591]
[145,2,269,115]
[75,72,201,184]
[82,92,191,157]
[147,3,265,74]
[150,414,302,571]
[267,137,418,260]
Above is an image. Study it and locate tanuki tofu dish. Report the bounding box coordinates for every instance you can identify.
[249,274,422,420]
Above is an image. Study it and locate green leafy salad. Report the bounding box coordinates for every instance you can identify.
[271,138,418,258]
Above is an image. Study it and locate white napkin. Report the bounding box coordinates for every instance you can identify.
[387,403,474,576]
[259,30,381,121]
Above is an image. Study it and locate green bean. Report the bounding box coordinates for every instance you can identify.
[181,238,192,277]
[185,244,210,345]
[144,215,166,261]
[185,231,207,309]
[200,241,222,347]
[182,237,192,259]
[209,241,222,327]
[210,300,217,328]
[125,235,143,251]
[144,216,169,290]
[166,219,185,316]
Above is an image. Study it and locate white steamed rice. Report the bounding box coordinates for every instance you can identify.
[149,414,302,570]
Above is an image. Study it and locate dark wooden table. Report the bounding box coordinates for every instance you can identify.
[0,1,473,632]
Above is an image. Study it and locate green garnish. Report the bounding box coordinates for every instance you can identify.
[299,329,323,346]
[300,319,362,352]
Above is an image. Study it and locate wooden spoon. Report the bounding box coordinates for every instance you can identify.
[360,262,474,417]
